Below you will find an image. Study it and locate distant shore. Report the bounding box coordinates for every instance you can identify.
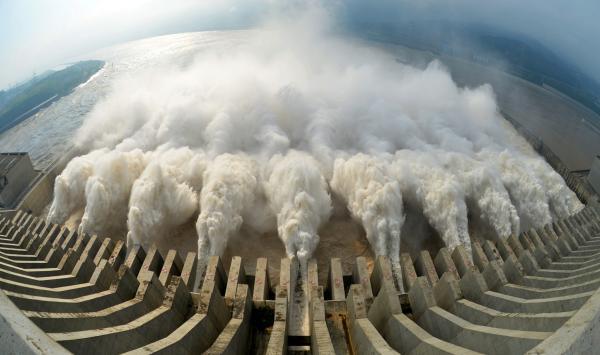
[0,60,105,135]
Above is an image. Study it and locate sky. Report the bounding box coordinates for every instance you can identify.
[0,0,599,89]
[0,0,267,88]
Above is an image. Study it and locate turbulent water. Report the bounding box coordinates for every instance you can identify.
[0,13,584,268]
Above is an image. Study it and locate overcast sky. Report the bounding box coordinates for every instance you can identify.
[1,0,599,89]
[0,0,266,89]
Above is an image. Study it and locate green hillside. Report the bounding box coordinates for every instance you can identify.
[0,60,104,133]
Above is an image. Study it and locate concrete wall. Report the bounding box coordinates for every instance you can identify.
[0,154,37,208]
[0,290,69,354]
[503,111,597,203]
[528,280,600,354]
[17,172,54,216]
[588,156,600,195]
[13,153,64,216]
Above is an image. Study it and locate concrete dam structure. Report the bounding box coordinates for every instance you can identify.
[3,7,600,352]
[1,206,600,354]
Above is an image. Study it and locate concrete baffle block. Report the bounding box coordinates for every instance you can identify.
[158,249,183,287]
[310,286,336,355]
[368,282,402,330]
[179,252,198,291]
[508,234,525,258]
[414,251,439,287]
[252,257,270,307]
[89,258,118,289]
[308,259,319,299]
[203,256,227,295]
[483,240,503,264]
[502,254,524,283]
[224,256,246,309]
[434,247,459,279]
[433,272,462,311]
[400,253,417,291]
[92,237,114,266]
[107,240,126,269]
[459,270,488,302]
[125,245,147,276]
[471,241,489,271]
[138,244,164,280]
[495,238,515,261]
[452,245,477,277]
[205,283,253,355]
[353,256,374,301]
[279,258,292,301]
[163,276,192,317]
[327,258,345,301]
[371,256,396,296]
[266,290,288,355]
[407,277,437,320]
[347,284,368,320]
[345,284,397,354]
[482,260,508,290]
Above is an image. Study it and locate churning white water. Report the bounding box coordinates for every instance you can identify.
[46,9,583,267]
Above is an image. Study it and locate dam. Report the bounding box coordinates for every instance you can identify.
[2,0,600,353]
[0,117,599,354]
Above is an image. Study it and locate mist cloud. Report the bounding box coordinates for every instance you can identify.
[47,8,583,267]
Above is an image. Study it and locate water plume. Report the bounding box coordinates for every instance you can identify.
[331,154,404,261]
[47,149,108,225]
[127,147,206,249]
[392,150,472,256]
[264,150,332,267]
[78,149,147,237]
[439,151,520,238]
[528,158,583,218]
[487,149,553,230]
[196,153,260,260]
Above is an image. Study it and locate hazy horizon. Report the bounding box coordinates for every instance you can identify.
[1,1,599,91]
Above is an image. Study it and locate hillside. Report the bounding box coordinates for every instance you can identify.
[0,60,104,133]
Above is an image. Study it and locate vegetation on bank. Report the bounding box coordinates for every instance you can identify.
[0,60,104,134]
